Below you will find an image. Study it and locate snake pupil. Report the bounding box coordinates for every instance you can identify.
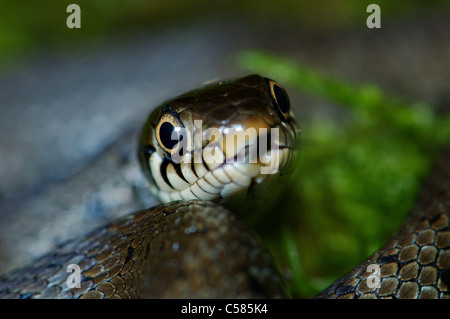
[273,85,290,114]
[264,78,290,119]
[160,122,180,150]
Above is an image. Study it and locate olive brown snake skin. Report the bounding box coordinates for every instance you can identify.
[0,74,448,299]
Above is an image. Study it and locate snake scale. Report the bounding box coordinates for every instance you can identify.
[0,74,448,299]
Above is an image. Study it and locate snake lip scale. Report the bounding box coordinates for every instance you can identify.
[0,74,448,299]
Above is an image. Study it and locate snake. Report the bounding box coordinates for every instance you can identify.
[0,74,448,299]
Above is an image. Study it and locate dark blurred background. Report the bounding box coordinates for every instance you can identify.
[0,0,448,298]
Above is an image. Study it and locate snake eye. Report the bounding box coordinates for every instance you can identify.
[265,79,290,120]
[155,108,184,154]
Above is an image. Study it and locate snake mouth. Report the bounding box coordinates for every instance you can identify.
[147,133,294,204]
[141,112,297,204]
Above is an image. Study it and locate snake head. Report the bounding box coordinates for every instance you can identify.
[138,74,298,205]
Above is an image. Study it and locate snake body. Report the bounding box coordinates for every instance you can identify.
[0,201,286,298]
[0,75,448,299]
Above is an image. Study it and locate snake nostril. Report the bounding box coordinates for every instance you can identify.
[141,145,156,155]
